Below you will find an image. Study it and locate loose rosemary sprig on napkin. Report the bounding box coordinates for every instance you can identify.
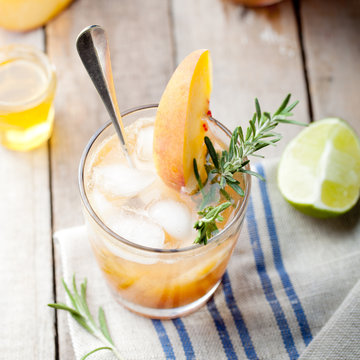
[48,275,123,360]
[194,94,304,245]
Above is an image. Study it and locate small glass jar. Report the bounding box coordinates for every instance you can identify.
[79,105,251,319]
[0,45,56,151]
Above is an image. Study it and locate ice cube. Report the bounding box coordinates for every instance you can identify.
[92,163,155,198]
[90,189,117,219]
[134,177,164,207]
[135,125,154,162]
[106,208,165,249]
[148,200,192,240]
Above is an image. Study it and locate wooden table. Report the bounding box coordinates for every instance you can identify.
[0,0,359,358]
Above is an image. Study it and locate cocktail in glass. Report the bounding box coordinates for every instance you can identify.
[79,105,251,319]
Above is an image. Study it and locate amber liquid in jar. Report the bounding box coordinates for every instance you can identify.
[0,46,56,151]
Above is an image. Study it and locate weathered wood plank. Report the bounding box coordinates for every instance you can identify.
[300,0,360,133]
[172,0,310,158]
[0,30,55,359]
[46,0,173,357]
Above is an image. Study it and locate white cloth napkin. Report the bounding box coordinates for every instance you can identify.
[55,160,360,360]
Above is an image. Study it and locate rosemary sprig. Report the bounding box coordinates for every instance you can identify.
[206,94,302,194]
[194,201,231,245]
[48,275,123,360]
[193,94,304,245]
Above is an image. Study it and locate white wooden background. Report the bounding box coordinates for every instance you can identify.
[0,0,359,358]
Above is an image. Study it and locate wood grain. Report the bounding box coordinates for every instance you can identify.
[0,30,55,359]
[172,0,310,158]
[300,0,360,133]
[46,0,174,357]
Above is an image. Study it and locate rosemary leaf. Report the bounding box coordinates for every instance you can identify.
[205,136,219,169]
[220,188,232,202]
[274,93,291,115]
[228,182,244,196]
[62,278,78,310]
[255,98,262,121]
[193,159,203,191]
[239,169,265,181]
[70,313,94,335]
[48,303,82,317]
[274,118,305,126]
[98,307,114,345]
[285,99,299,112]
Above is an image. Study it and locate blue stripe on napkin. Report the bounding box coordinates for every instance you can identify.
[207,297,238,359]
[246,196,299,360]
[172,318,195,359]
[256,164,313,346]
[222,271,259,359]
[152,319,175,359]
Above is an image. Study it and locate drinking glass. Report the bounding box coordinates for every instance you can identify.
[79,104,251,319]
[0,45,56,151]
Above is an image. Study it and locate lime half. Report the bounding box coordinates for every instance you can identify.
[278,118,360,218]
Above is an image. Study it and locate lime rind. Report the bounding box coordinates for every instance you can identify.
[285,196,359,219]
[278,118,360,218]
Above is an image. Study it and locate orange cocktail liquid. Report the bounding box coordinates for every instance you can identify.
[0,55,56,151]
[83,116,245,314]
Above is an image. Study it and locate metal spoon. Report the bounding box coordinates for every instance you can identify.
[76,25,133,167]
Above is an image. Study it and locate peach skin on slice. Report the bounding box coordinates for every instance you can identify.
[153,49,212,192]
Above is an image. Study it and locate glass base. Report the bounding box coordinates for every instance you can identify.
[110,279,222,319]
[0,107,54,151]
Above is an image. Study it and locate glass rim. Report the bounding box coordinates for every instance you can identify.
[78,104,252,254]
[0,44,56,109]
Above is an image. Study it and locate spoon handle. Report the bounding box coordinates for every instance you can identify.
[76,25,133,166]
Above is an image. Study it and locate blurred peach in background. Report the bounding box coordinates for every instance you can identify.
[0,0,73,31]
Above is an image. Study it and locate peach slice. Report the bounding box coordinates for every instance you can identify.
[153,49,212,192]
